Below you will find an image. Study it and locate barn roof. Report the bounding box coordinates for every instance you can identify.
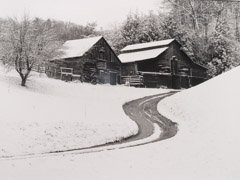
[118,47,168,63]
[57,36,102,59]
[118,39,208,69]
[121,39,175,52]
[118,39,175,63]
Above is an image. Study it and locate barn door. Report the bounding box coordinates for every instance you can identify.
[110,72,117,85]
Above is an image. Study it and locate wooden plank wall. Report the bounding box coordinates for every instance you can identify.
[119,41,207,89]
[156,42,207,78]
[142,74,205,89]
[46,38,121,85]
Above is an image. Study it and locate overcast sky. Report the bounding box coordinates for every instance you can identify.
[0,0,161,29]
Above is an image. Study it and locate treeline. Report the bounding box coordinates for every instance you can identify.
[0,17,99,42]
[1,0,240,79]
[102,0,240,77]
[50,20,98,41]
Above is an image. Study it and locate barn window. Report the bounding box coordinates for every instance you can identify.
[99,47,105,60]
[99,51,104,59]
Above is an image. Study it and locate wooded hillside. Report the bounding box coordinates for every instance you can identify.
[102,0,240,78]
[0,1,239,80]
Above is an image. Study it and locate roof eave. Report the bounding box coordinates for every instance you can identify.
[50,55,83,62]
[120,39,175,52]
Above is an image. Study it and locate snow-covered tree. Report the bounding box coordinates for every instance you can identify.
[121,13,143,45]
[0,16,63,86]
[207,31,240,77]
[104,12,166,54]
[207,17,240,77]
[139,11,163,42]
[102,24,126,55]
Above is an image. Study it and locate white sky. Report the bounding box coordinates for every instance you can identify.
[0,0,161,29]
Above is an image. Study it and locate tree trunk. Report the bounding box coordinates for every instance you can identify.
[18,70,30,86]
[21,76,27,86]
[192,16,199,31]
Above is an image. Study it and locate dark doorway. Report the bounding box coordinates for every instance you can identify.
[110,72,117,85]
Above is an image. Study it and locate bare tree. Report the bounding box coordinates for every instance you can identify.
[0,15,63,86]
[164,0,228,32]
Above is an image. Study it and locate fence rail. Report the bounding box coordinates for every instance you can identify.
[122,73,206,89]
[121,75,144,86]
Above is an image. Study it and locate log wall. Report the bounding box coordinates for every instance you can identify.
[47,37,121,85]
[120,40,207,89]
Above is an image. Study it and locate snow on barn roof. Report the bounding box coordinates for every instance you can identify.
[118,47,168,63]
[58,36,102,59]
[121,39,175,52]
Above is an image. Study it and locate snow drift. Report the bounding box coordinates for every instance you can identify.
[158,66,240,179]
[0,65,165,157]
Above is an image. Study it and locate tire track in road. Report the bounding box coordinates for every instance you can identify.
[122,91,178,144]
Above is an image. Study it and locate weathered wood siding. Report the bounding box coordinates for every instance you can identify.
[120,40,207,88]
[47,37,121,85]
[130,41,207,78]
[156,41,207,77]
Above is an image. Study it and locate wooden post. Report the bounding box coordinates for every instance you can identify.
[170,56,179,89]
[170,56,178,75]
[60,67,63,80]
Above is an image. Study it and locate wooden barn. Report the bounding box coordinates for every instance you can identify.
[46,36,121,85]
[118,39,207,89]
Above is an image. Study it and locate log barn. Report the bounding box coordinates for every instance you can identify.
[47,36,121,85]
[118,39,207,89]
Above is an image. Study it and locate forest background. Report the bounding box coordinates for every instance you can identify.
[1,0,240,78]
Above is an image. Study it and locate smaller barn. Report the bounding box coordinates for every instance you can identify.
[118,39,207,89]
[46,36,121,85]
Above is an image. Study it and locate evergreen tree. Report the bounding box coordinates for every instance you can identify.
[121,13,142,45]
[207,27,240,77]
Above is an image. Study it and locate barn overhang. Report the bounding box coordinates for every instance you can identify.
[118,47,168,63]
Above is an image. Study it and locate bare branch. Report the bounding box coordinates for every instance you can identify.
[0,15,63,86]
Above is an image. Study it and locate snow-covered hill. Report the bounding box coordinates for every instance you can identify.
[0,66,165,157]
[157,66,240,179]
[1,66,240,180]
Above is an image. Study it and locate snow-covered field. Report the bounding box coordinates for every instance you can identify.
[157,66,240,179]
[0,66,166,157]
[1,66,240,180]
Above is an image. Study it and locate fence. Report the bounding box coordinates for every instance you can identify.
[121,75,144,87]
[121,72,207,89]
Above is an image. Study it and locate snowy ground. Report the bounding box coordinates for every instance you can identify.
[1,66,240,180]
[0,66,167,157]
[157,66,240,179]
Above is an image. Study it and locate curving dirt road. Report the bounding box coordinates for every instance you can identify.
[1,91,178,160]
[122,91,178,144]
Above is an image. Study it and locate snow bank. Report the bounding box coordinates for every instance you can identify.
[157,66,240,179]
[0,66,167,157]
